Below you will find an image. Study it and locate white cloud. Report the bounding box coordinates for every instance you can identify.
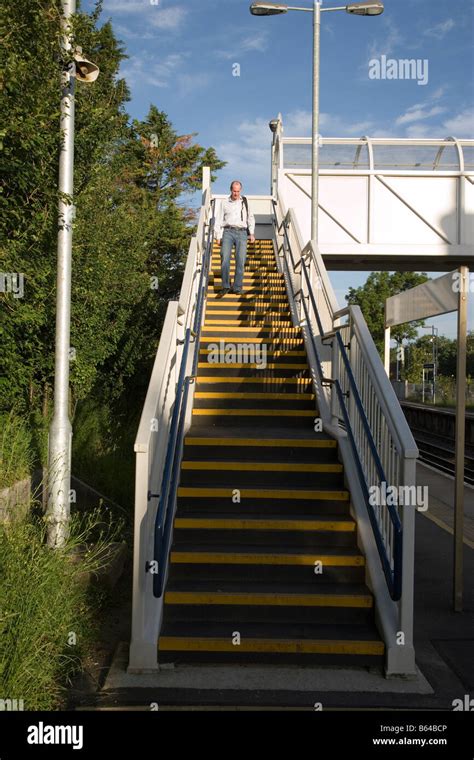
[103,1,187,31]
[216,32,269,60]
[176,72,212,96]
[442,108,474,138]
[280,110,373,138]
[403,123,438,139]
[214,117,272,190]
[120,52,186,87]
[424,19,455,40]
[396,105,446,127]
[103,0,149,12]
[284,110,312,136]
[149,7,187,30]
[367,19,403,60]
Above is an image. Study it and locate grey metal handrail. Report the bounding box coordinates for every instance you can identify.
[274,204,402,600]
[149,201,215,598]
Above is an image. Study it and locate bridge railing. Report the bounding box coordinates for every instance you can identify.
[273,198,419,675]
[128,170,213,672]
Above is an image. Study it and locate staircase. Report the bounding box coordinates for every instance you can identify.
[158,239,385,667]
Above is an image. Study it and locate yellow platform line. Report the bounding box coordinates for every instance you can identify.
[193,392,314,401]
[201,327,301,333]
[176,489,350,502]
[192,408,314,416]
[165,591,372,608]
[158,637,384,655]
[184,437,336,448]
[170,551,364,567]
[181,461,341,472]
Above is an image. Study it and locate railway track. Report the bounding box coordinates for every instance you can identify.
[400,402,474,487]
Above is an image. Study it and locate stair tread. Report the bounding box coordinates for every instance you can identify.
[166,580,370,595]
[184,428,335,441]
[160,621,382,641]
[170,545,363,557]
[177,485,348,495]
[174,514,354,525]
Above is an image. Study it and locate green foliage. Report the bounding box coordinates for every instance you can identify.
[0,0,225,415]
[346,271,429,354]
[0,410,35,489]
[0,507,123,710]
[399,331,474,383]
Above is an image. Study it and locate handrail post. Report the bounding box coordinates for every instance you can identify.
[388,452,416,676]
[330,338,339,428]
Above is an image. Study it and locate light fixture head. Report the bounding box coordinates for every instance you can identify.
[250,2,288,16]
[269,119,280,133]
[346,1,384,15]
[73,47,100,83]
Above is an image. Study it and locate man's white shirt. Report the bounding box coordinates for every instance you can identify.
[214,196,255,241]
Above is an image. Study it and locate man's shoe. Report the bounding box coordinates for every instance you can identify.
[217,288,229,297]
[233,288,243,295]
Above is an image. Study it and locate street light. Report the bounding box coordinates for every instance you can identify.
[47,0,99,548]
[250,1,383,242]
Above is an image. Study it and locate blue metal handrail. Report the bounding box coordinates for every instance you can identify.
[274,206,402,600]
[150,201,215,598]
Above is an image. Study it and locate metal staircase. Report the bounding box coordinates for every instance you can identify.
[158,239,385,665]
[129,168,418,677]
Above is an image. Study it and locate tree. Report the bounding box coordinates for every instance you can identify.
[346,271,429,355]
[0,0,225,417]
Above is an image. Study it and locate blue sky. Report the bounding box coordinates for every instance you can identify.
[82,0,473,338]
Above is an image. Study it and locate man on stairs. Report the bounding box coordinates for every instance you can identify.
[214,180,255,296]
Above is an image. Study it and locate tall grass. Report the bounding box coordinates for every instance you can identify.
[0,506,123,710]
[0,410,35,489]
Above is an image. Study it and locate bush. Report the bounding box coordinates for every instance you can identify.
[0,506,123,710]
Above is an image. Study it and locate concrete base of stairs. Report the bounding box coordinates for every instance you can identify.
[77,464,473,709]
[94,641,433,710]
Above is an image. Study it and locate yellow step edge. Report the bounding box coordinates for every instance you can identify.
[206,313,291,319]
[164,591,373,608]
[174,517,353,531]
[200,350,306,357]
[184,437,336,448]
[206,305,288,310]
[200,338,304,344]
[170,551,364,567]
[176,489,350,502]
[197,380,311,386]
[192,408,314,416]
[207,288,285,292]
[197,365,307,372]
[201,328,301,333]
[203,321,294,326]
[206,296,289,302]
[181,461,342,472]
[193,392,314,400]
[158,638,384,655]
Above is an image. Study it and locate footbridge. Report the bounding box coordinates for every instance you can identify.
[129,121,473,678]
